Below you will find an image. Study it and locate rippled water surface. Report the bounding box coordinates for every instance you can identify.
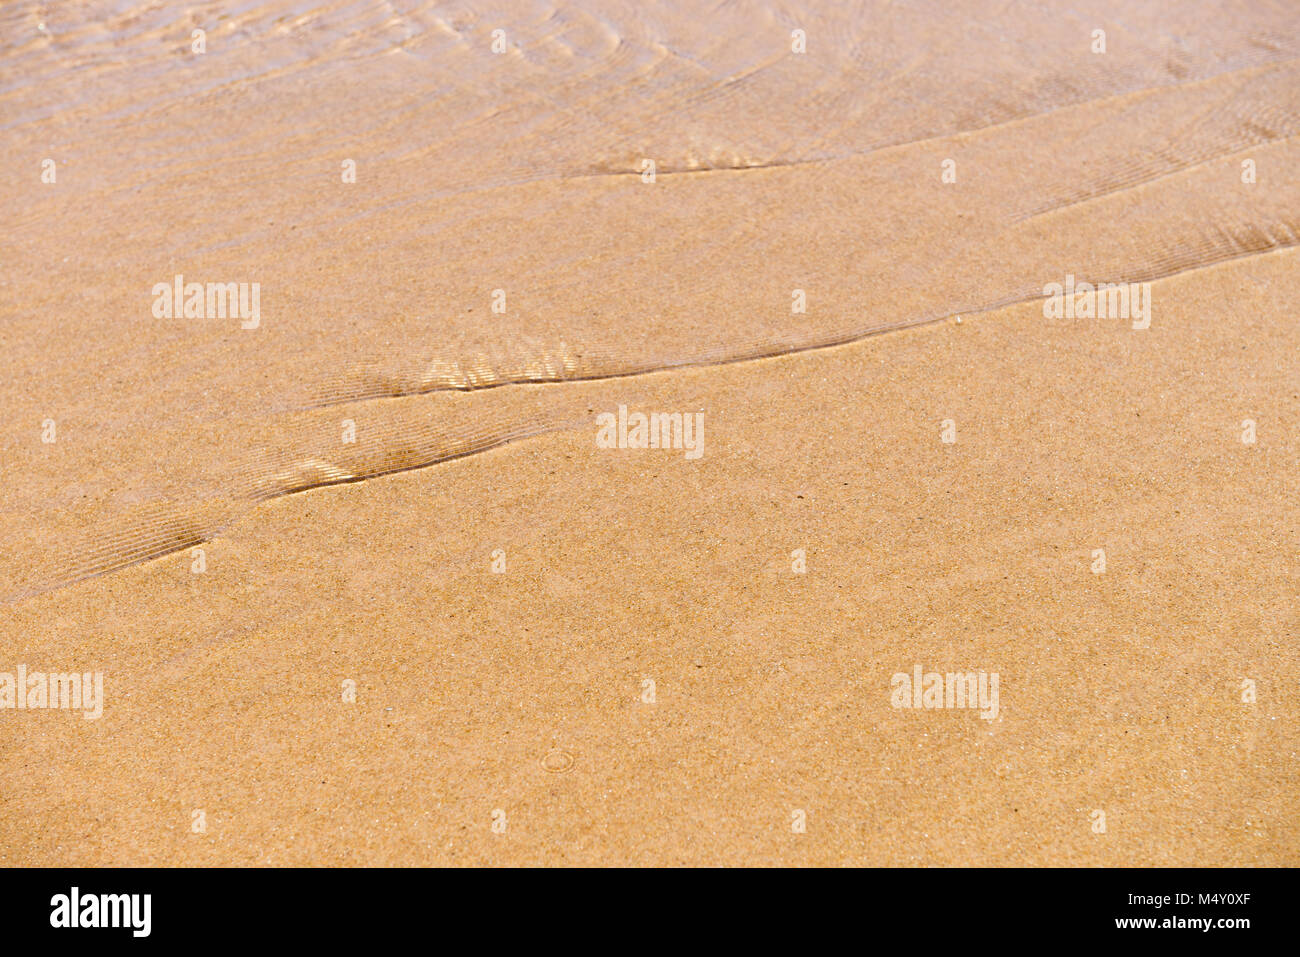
[2,0,1298,596]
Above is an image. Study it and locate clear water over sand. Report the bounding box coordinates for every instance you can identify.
[1,2,1297,864]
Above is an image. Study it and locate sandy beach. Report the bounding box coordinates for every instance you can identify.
[1,0,1296,866]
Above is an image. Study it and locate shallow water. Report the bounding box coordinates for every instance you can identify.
[2,0,1298,596]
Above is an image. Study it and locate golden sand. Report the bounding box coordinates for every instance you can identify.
[1,0,1296,865]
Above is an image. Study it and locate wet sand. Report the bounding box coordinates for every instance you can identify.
[1,0,1297,865]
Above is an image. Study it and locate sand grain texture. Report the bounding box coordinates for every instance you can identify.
[0,0,1296,865]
